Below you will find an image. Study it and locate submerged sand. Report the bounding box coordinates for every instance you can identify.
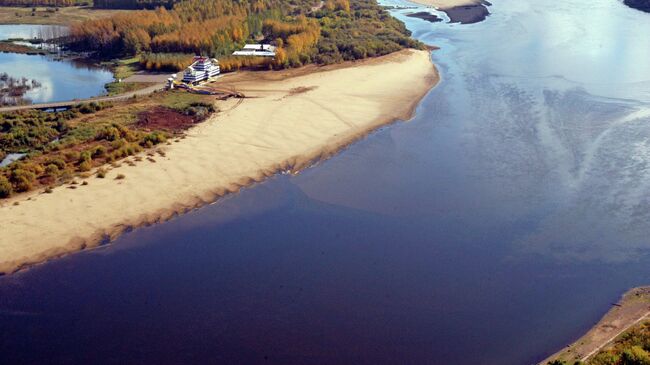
[411,0,483,9]
[0,49,438,274]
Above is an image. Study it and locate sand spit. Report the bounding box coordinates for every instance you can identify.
[0,49,438,275]
[411,0,483,10]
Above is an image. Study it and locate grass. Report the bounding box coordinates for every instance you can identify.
[106,57,140,80]
[0,6,128,25]
[104,81,156,96]
[159,91,208,110]
[0,41,49,55]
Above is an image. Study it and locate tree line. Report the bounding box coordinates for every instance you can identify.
[0,0,87,6]
[67,0,423,71]
[93,0,181,9]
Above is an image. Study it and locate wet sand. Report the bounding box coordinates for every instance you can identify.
[407,11,443,22]
[0,49,438,275]
[409,0,491,24]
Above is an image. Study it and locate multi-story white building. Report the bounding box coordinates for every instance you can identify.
[182,56,221,84]
[232,44,277,57]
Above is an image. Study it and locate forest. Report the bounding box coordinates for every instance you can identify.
[68,0,423,71]
[93,0,181,9]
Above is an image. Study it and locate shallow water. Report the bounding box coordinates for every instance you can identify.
[0,24,67,40]
[2,1,650,364]
[0,25,113,104]
[0,153,26,167]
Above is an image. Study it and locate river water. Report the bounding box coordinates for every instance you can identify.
[0,24,113,104]
[1,1,650,364]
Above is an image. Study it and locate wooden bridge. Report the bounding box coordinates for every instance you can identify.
[0,83,165,113]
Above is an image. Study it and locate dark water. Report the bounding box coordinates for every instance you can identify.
[0,25,113,104]
[2,1,650,364]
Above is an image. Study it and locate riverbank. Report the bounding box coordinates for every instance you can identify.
[0,49,438,274]
[542,287,650,364]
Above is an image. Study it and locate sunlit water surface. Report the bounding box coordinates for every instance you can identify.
[1,1,650,364]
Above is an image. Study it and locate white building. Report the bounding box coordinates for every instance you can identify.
[232,44,277,57]
[182,56,220,84]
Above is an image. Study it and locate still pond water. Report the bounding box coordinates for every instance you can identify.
[2,1,650,364]
[0,24,113,104]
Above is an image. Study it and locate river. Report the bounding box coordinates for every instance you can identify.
[1,1,650,364]
[0,24,113,105]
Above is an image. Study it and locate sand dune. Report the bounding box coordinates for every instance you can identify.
[0,49,438,274]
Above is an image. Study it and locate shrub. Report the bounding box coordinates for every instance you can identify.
[0,175,12,198]
[46,157,66,170]
[96,168,106,178]
[141,131,166,147]
[115,173,125,180]
[78,150,92,164]
[96,126,121,141]
[9,168,35,192]
[92,145,107,158]
[64,150,80,162]
[78,160,92,172]
[44,163,60,176]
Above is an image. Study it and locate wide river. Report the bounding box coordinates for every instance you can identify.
[1,1,650,364]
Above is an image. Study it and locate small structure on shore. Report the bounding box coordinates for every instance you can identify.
[182,56,221,84]
[232,44,276,57]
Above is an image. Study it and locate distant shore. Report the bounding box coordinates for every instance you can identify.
[0,49,439,275]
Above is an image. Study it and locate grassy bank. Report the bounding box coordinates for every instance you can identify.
[0,41,49,54]
[0,6,126,25]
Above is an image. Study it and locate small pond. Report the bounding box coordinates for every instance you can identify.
[0,24,114,105]
[0,153,26,167]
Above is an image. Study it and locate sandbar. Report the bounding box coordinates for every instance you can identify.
[0,49,439,274]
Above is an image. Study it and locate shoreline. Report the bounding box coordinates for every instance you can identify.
[406,0,491,24]
[0,49,439,275]
[541,287,650,364]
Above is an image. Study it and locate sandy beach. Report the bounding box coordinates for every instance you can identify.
[0,49,438,275]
